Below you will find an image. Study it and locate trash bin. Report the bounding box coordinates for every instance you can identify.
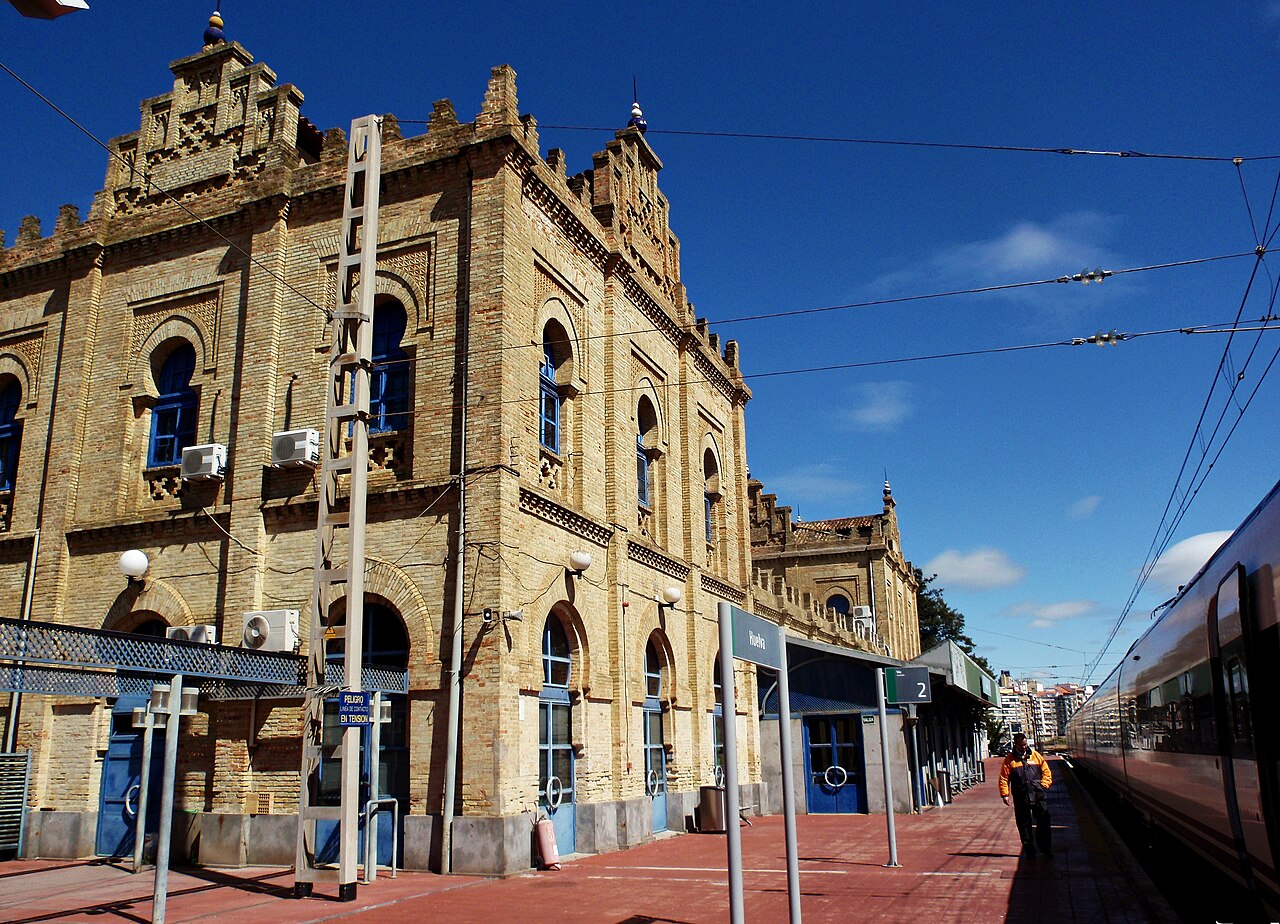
[698,785,726,833]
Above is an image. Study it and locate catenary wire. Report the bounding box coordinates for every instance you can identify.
[396,118,1280,162]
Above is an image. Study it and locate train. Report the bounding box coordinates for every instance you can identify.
[1066,478,1280,905]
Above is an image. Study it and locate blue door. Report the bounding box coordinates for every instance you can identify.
[803,715,866,814]
[644,707,667,832]
[644,641,667,833]
[540,617,575,855]
[96,696,165,857]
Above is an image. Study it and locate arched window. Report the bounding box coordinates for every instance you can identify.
[636,396,658,509]
[543,616,571,688]
[149,342,198,468]
[0,381,22,492]
[540,332,561,453]
[539,320,573,456]
[703,448,720,550]
[712,654,726,778]
[827,594,851,617]
[370,301,410,433]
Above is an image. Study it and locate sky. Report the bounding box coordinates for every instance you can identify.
[4,2,1280,687]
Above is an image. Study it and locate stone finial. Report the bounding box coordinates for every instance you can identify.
[628,100,648,134]
[477,65,519,130]
[724,340,739,369]
[381,113,403,143]
[430,98,459,131]
[203,10,225,47]
[56,204,81,233]
[16,216,41,245]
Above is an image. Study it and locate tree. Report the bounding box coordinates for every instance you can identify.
[985,714,1008,754]
[915,567,993,675]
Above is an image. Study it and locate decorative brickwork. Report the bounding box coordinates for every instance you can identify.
[0,47,762,875]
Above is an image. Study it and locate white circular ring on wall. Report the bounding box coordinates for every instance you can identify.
[544,775,563,810]
[824,764,849,789]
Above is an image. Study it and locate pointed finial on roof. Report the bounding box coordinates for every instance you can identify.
[627,76,648,134]
[203,6,225,46]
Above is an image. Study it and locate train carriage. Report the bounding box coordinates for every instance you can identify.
[1067,479,1280,904]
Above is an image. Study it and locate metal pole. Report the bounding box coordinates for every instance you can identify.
[153,674,183,924]
[133,704,156,872]
[776,641,802,923]
[365,692,382,881]
[717,602,744,924]
[906,704,923,814]
[876,668,900,867]
[441,157,473,876]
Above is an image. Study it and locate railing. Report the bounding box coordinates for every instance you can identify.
[362,797,399,883]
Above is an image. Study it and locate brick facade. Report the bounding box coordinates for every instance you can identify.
[748,479,922,661]
[0,41,768,872]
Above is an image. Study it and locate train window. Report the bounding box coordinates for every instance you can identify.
[1224,654,1254,759]
[1216,566,1253,759]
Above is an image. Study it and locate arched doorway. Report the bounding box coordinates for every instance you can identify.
[318,602,410,866]
[539,614,576,854]
[643,638,668,833]
[96,615,169,857]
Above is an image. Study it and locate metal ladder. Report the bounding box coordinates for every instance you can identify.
[294,114,381,901]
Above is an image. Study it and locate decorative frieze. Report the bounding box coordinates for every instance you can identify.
[626,538,690,581]
[701,573,745,605]
[518,486,612,547]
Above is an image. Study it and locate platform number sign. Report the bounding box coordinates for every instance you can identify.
[885,667,931,704]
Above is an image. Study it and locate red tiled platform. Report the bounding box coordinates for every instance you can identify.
[0,759,1176,923]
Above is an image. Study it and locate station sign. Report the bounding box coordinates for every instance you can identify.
[726,604,783,671]
[885,667,931,704]
[338,690,371,726]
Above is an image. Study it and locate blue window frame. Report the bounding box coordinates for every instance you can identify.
[0,382,21,492]
[712,655,725,775]
[540,617,574,817]
[148,343,198,468]
[643,640,667,820]
[370,302,410,433]
[539,341,560,453]
[636,434,650,507]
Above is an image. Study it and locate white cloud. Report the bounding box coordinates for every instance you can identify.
[838,381,912,431]
[1149,531,1232,593]
[1009,599,1097,629]
[925,547,1026,590]
[765,463,862,508]
[1068,496,1100,520]
[867,212,1119,299]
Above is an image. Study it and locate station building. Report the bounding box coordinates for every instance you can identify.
[0,31,891,873]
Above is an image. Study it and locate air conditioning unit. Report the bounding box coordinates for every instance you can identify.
[166,624,218,645]
[180,443,227,481]
[241,609,300,653]
[850,606,873,622]
[271,428,320,468]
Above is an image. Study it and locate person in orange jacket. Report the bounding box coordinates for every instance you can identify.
[998,733,1054,857]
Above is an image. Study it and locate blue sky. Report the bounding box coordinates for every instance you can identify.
[5,2,1280,685]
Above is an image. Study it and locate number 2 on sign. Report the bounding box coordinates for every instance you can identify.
[917,683,926,698]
